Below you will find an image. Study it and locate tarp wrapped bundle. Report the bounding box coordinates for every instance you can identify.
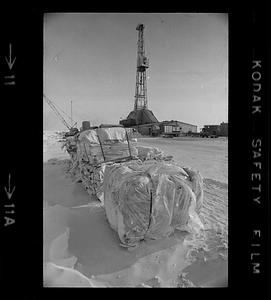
[68,127,138,199]
[77,128,138,164]
[79,127,133,145]
[103,160,204,247]
[77,143,138,165]
[96,127,133,143]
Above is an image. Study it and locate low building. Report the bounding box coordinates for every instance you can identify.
[177,121,197,133]
[160,120,197,135]
[131,123,160,136]
[124,120,197,137]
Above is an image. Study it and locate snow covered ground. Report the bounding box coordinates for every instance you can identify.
[43,131,228,287]
[135,136,228,184]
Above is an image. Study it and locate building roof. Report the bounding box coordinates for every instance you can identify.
[161,120,197,127]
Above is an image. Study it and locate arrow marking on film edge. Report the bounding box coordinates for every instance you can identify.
[5,44,16,70]
[4,174,16,200]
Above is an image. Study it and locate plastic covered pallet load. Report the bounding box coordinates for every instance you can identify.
[79,127,132,145]
[69,127,139,198]
[103,160,204,248]
[77,128,138,164]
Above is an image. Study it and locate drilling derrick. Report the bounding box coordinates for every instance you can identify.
[120,24,158,128]
[134,23,149,110]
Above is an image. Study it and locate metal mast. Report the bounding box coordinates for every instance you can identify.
[43,94,76,130]
[134,24,149,111]
[71,100,73,126]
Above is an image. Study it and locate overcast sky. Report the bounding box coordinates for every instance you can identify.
[44,13,228,131]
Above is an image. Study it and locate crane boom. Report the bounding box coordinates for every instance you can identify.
[43,93,73,130]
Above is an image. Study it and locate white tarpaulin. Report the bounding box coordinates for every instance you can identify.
[77,127,138,164]
[67,127,138,198]
[103,160,204,247]
[78,127,129,145]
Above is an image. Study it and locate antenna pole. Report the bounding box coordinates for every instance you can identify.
[71,100,73,128]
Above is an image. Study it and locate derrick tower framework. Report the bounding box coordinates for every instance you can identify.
[134,23,149,110]
[119,24,158,128]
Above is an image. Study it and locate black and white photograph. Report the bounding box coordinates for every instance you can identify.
[43,13,228,287]
[1,6,269,294]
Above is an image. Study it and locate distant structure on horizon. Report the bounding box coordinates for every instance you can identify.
[202,122,228,136]
[120,24,158,128]
[119,24,198,137]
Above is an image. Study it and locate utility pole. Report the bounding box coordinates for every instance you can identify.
[71,100,73,128]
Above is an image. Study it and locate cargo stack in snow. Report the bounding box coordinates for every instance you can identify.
[62,125,204,247]
[103,160,204,247]
[64,126,137,199]
[63,125,175,200]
